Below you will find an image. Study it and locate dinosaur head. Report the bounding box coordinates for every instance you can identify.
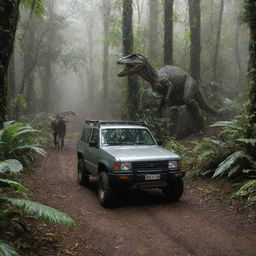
[117,53,146,77]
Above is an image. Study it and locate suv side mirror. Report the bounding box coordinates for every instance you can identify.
[89,141,97,147]
[157,140,163,146]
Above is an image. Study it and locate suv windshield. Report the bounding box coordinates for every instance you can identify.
[101,128,156,146]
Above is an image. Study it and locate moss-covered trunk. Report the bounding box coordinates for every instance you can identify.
[0,0,21,127]
[164,0,174,65]
[188,0,201,83]
[122,0,139,120]
[247,0,256,124]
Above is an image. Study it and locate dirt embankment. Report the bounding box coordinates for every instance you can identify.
[22,136,256,256]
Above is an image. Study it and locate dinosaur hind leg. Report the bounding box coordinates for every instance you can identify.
[186,100,205,132]
[170,107,180,138]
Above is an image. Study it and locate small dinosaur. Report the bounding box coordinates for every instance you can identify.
[117,53,218,133]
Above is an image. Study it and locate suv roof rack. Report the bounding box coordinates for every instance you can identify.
[85,120,147,127]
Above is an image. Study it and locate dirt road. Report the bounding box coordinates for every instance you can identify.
[24,137,256,256]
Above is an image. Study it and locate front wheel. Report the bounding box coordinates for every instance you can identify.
[77,158,89,186]
[162,178,184,201]
[97,172,116,207]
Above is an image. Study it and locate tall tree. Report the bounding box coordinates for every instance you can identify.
[122,0,139,120]
[148,0,160,62]
[212,0,225,81]
[164,0,174,65]
[0,0,21,127]
[102,0,111,115]
[246,0,256,125]
[188,0,201,83]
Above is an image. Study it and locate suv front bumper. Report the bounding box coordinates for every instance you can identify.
[108,170,185,189]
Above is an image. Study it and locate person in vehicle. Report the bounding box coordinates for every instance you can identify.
[51,114,66,149]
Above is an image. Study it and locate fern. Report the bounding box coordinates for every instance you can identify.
[235,179,256,203]
[0,241,19,256]
[0,160,23,174]
[0,179,27,193]
[213,151,252,178]
[0,121,46,162]
[3,199,77,227]
[13,145,46,156]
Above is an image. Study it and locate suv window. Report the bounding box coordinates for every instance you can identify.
[91,128,99,146]
[101,128,155,146]
[82,127,92,143]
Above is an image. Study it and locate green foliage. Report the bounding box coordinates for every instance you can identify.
[0,160,23,174]
[21,0,44,16]
[0,179,27,193]
[0,241,19,256]
[9,94,27,120]
[0,121,46,164]
[213,151,252,178]
[235,179,256,204]
[4,199,77,227]
[165,139,187,157]
[186,115,256,204]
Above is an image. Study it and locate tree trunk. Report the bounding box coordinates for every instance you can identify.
[0,0,21,127]
[212,0,224,81]
[247,0,256,125]
[164,0,174,65]
[188,0,201,83]
[102,0,111,116]
[235,17,245,87]
[148,0,160,62]
[24,20,36,114]
[8,52,16,101]
[122,0,139,120]
[41,59,51,113]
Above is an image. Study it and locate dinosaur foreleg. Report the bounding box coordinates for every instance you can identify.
[158,97,165,117]
[170,107,180,138]
[186,100,205,132]
[183,75,196,104]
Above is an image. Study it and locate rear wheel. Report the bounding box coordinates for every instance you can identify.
[97,172,116,207]
[77,158,89,186]
[162,178,184,201]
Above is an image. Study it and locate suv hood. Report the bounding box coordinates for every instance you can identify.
[103,145,180,162]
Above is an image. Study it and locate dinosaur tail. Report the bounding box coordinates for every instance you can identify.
[196,91,218,115]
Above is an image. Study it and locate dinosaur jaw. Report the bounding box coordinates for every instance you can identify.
[118,64,137,77]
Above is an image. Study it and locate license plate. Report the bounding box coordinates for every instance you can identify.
[145,174,161,181]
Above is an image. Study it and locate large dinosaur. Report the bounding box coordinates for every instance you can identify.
[117,53,218,133]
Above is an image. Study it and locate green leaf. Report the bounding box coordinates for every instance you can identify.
[236,138,256,146]
[0,160,23,174]
[0,179,27,192]
[0,240,19,256]
[210,121,243,130]
[213,151,251,178]
[14,145,46,156]
[4,199,77,227]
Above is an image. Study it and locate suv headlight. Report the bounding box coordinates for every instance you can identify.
[168,160,178,169]
[113,162,132,171]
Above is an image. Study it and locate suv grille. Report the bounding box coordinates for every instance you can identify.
[132,161,168,172]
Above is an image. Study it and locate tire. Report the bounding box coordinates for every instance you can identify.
[77,158,89,186]
[97,172,115,207]
[162,178,184,201]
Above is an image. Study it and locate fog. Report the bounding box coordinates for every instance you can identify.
[12,0,249,122]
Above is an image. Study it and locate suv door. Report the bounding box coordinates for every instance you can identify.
[78,127,93,171]
[86,128,100,175]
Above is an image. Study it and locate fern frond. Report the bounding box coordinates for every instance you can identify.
[0,240,19,256]
[14,145,46,156]
[0,160,23,174]
[236,138,256,146]
[0,179,27,192]
[4,199,77,227]
[213,151,251,178]
[210,121,243,130]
